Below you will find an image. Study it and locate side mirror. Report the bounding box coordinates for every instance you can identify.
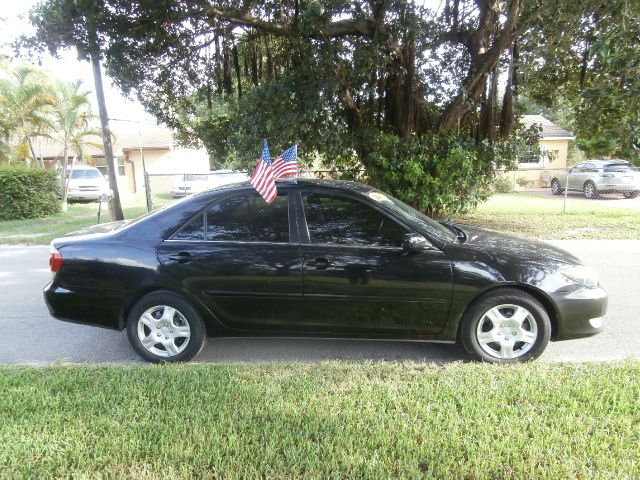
[402,233,435,253]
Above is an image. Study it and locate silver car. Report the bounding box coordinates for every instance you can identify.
[551,160,640,199]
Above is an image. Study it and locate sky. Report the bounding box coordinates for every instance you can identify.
[0,0,156,124]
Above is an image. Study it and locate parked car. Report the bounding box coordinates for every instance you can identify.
[65,165,110,201]
[170,171,250,198]
[44,179,607,363]
[550,160,640,199]
[170,174,210,198]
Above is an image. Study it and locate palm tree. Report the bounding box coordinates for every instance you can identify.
[50,79,103,211]
[0,63,54,166]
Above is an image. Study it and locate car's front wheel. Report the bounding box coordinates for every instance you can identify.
[550,179,563,195]
[460,288,551,363]
[126,291,206,363]
[623,191,639,199]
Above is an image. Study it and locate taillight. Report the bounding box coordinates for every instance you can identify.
[49,246,63,273]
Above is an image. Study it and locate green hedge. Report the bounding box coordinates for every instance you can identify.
[0,167,61,220]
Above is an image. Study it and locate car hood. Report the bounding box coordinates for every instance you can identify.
[445,224,582,268]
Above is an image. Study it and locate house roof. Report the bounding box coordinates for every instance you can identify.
[33,123,174,160]
[522,115,575,140]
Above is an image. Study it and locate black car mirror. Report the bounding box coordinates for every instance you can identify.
[402,233,435,253]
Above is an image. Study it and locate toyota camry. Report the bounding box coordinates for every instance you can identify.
[44,179,607,363]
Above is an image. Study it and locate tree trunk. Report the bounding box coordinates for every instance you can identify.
[91,53,124,221]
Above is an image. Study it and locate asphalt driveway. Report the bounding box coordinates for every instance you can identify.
[0,241,638,364]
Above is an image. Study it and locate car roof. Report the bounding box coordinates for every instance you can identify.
[583,159,631,166]
[202,178,376,195]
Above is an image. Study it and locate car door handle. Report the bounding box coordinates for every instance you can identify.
[168,252,192,263]
[307,257,333,270]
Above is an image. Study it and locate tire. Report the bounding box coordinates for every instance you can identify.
[126,290,207,363]
[583,181,599,199]
[460,288,551,363]
[623,191,639,199]
[550,179,563,195]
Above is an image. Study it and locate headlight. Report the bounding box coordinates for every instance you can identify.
[560,265,599,288]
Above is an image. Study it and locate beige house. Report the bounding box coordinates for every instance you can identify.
[498,115,575,190]
[36,124,209,198]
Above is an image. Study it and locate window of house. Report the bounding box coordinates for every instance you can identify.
[302,193,407,247]
[518,145,541,164]
[94,158,126,176]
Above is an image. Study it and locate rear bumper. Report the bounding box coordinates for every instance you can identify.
[550,286,608,340]
[44,281,126,330]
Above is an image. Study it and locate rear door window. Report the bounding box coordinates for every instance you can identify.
[171,193,289,242]
[206,193,289,242]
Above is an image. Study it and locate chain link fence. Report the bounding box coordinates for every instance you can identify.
[139,165,639,214]
[494,165,640,212]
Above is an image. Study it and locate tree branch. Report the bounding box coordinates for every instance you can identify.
[205,7,378,38]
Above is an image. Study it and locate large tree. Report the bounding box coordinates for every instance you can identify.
[517,0,640,162]
[26,0,636,214]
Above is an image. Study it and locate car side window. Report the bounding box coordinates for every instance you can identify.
[206,193,289,242]
[172,214,205,241]
[302,193,407,247]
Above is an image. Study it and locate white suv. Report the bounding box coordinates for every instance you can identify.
[66,166,110,201]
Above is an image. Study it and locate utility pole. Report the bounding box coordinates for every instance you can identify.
[91,53,124,221]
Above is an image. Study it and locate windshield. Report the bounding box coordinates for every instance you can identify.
[71,169,103,179]
[365,188,457,244]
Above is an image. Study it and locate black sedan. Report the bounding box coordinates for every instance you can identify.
[44,179,607,363]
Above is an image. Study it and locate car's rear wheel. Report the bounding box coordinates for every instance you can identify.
[583,181,599,199]
[623,191,639,199]
[550,179,564,195]
[126,291,206,363]
[460,288,551,363]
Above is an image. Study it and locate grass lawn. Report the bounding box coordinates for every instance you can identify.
[457,192,640,239]
[1,362,638,479]
[0,194,174,245]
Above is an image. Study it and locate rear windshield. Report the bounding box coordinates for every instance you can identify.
[71,169,103,179]
[604,163,639,173]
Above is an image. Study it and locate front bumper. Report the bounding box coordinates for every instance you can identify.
[67,191,103,201]
[550,286,608,340]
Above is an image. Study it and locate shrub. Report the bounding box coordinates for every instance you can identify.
[516,176,531,188]
[0,167,61,220]
[492,176,513,193]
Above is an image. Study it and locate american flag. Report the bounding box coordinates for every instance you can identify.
[250,140,277,204]
[272,144,298,179]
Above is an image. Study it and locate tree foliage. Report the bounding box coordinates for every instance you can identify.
[518,0,640,162]
[25,0,637,213]
[0,63,54,165]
